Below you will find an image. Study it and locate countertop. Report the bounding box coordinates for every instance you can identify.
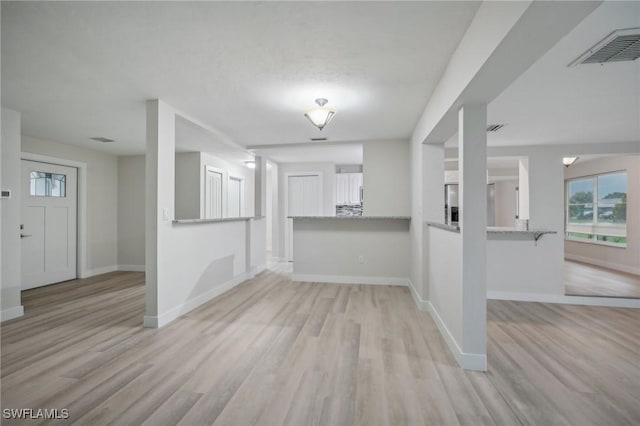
[425,221,557,241]
[288,216,411,220]
[173,216,264,224]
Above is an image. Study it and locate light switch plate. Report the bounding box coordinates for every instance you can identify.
[162,207,171,221]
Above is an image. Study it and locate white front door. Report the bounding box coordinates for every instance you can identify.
[287,174,322,261]
[205,168,223,219]
[21,160,78,289]
[228,177,242,218]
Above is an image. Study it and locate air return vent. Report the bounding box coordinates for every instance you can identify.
[569,28,640,67]
[486,124,506,132]
[310,137,328,141]
[90,136,115,143]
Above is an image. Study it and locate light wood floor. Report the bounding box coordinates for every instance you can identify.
[564,259,640,298]
[2,268,639,425]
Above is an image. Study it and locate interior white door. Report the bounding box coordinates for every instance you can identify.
[21,160,77,289]
[287,174,322,261]
[336,174,348,205]
[348,173,363,205]
[228,177,242,218]
[205,168,223,219]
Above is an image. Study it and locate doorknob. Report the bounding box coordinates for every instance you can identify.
[20,234,32,238]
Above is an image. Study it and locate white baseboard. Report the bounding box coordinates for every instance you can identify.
[488,291,640,308]
[407,280,429,311]
[143,270,253,328]
[564,253,640,276]
[250,264,266,277]
[1,305,24,322]
[117,265,145,272]
[292,274,409,286]
[426,301,487,371]
[80,265,118,278]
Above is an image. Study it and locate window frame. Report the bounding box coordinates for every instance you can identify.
[565,170,627,248]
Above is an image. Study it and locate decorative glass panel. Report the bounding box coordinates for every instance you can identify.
[30,172,66,197]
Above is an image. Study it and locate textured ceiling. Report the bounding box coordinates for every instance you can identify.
[2,1,480,156]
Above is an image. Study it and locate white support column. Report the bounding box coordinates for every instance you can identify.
[254,156,267,217]
[518,158,530,221]
[458,104,487,370]
[145,99,176,326]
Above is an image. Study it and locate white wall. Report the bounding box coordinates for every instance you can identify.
[21,135,118,275]
[363,140,410,216]
[1,109,24,320]
[564,155,640,275]
[292,218,410,284]
[277,162,336,260]
[487,236,560,295]
[426,227,462,352]
[494,179,518,227]
[118,155,145,269]
[175,152,201,220]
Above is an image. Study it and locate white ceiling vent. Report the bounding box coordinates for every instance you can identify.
[90,136,115,143]
[486,124,506,132]
[569,28,640,67]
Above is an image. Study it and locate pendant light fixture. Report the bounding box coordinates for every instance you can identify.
[304,98,335,131]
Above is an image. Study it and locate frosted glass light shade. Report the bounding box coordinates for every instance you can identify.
[304,98,336,130]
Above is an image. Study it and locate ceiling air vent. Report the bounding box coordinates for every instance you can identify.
[310,137,328,141]
[569,27,640,67]
[90,136,115,143]
[486,124,506,132]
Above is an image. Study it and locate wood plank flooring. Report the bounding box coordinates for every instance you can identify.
[564,259,640,298]
[1,268,639,425]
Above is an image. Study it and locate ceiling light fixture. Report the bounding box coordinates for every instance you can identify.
[563,157,579,167]
[245,161,256,169]
[304,98,335,131]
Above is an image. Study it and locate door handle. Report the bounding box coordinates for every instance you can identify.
[20,234,32,238]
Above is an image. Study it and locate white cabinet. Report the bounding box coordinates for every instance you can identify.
[336,173,362,205]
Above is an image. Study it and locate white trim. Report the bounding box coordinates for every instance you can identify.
[117,265,146,272]
[407,279,429,311]
[292,274,409,286]
[143,270,253,328]
[564,253,640,275]
[84,265,118,277]
[488,291,640,308]
[426,301,487,371]
[1,305,25,322]
[244,264,266,280]
[20,152,88,279]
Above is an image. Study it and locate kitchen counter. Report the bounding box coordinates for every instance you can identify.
[425,221,557,242]
[289,216,411,220]
[173,216,263,225]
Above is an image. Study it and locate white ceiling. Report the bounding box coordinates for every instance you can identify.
[484,1,640,147]
[253,143,363,165]
[1,1,480,156]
